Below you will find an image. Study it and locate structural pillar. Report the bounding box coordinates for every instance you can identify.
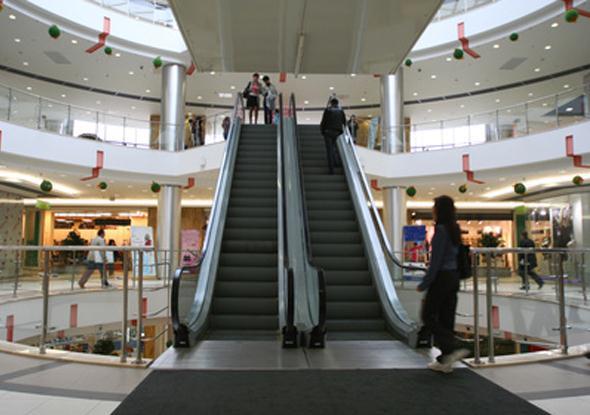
[157,64,186,279]
[583,72,590,119]
[380,68,406,279]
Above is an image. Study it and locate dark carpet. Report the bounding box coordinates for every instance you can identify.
[113,369,548,415]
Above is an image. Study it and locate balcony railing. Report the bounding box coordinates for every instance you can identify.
[0,83,231,149]
[433,0,498,21]
[88,0,177,29]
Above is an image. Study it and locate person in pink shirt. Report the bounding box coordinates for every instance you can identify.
[244,73,263,124]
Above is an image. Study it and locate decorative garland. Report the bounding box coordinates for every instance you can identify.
[35,200,51,210]
[406,186,417,197]
[565,8,579,23]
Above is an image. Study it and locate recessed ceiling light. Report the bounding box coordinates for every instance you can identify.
[301,75,307,80]
[528,92,534,97]
[145,89,151,93]
[329,86,335,90]
[96,100,101,105]
[115,53,121,57]
[304,100,309,104]
[450,182,455,186]
[61,94,67,98]
[507,109,512,113]
[563,84,570,89]
[26,86,32,91]
[361,97,366,102]
[499,177,506,182]
[412,92,418,96]
[23,61,29,66]
[474,81,480,86]
[350,73,356,77]
[427,109,432,113]
[544,45,552,50]
[210,71,216,75]
[460,104,465,108]
[493,44,500,49]
[368,114,373,118]
[495,99,500,103]
[542,102,548,107]
[71,39,78,44]
[428,192,433,195]
[230,85,236,90]
[534,67,540,72]
[218,92,232,98]
[566,107,574,112]
[47,104,53,108]
[305,117,311,121]
[9,14,16,20]
[14,38,21,43]
[131,106,136,110]
[83,77,89,81]
[197,95,202,100]
[446,57,452,62]
[430,74,437,79]
[551,22,559,28]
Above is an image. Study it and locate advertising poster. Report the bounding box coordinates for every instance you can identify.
[130,226,157,277]
[403,225,427,264]
[181,229,201,267]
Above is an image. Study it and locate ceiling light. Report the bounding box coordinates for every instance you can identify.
[412,92,418,96]
[499,177,506,182]
[23,62,29,66]
[26,86,32,91]
[360,98,366,102]
[495,99,500,103]
[131,106,136,110]
[427,109,432,113]
[71,39,78,44]
[493,44,500,49]
[551,22,559,28]
[197,95,202,100]
[210,71,216,75]
[368,114,373,118]
[430,75,437,79]
[474,81,480,86]
[304,100,309,104]
[528,92,534,97]
[534,67,541,72]
[230,85,236,90]
[544,45,551,50]
[350,73,356,77]
[301,75,307,80]
[145,89,151,93]
[83,77,89,81]
[218,92,233,98]
[61,94,67,98]
[446,57,452,62]
[14,38,21,43]
[542,102,548,107]
[565,107,573,112]
[128,71,134,75]
[329,86,335,90]
[96,100,101,105]
[460,104,465,108]
[115,53,121,57]
[563,84,570,89]
[9,14,16,20]
[47,104,53,108]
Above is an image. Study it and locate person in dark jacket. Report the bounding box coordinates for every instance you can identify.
[320,98,346,174]
[418,196,468,373]
[347,114,359,143]
[518,231,544,290]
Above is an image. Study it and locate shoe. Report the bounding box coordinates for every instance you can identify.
[446,348,470,365]
[519,285,530,290]
[427,360,453,374]
[538,281,544,289]
[78,282,85,289]
[102,281,111,288]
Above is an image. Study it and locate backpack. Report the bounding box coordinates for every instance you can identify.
[457,244,472,280]
[243,82,251,99]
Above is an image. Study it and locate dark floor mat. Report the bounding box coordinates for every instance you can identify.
[113,368,547,415]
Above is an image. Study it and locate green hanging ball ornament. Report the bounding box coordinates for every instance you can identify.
[48,25,61,39]
[406,186,417,198]
[509,32,519,42]
[98,181,108,190]
[35,200,51,211]
[514,205,528,216]
[153,56,163,69]
[104,46,113,55]
[40,180,53,192]
[565,8,579,23]
[573,175,584,186]
[151,182,161,193]
[404,58,412,67]
[458,184,468,194]
[453,48,464,60]
[514,182,526,195]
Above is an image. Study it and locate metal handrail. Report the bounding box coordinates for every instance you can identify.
[289,94,327,345]
[340,127,427,274]
[170,92,243,346]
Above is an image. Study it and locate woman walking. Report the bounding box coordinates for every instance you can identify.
[417,196,468,373]
[244,73,263,124]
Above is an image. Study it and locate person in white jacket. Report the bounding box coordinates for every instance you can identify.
[78,229,109,288]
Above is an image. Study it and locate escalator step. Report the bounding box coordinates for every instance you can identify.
[237,172,277,181]
[326,318,386,332]
[223,227,277,241]
[225,217,276,229]
[219,253,277,267]
[311,243,363,257]
[323,270,372,285]
[232,180,276,190]
[308,220,358,232]
[234,164,276,172]
[229,197,276,208]
[310,231,361,244]
[215,281,278,298]
[327,285,378,301]
[304,181,348,191]
[307,200,353,211]
[209,315,278,330]
[231,188,276,199]
[302,167,344,175]
[222,240,278,253]
[217,266,277,282]
[326,301,382,318]
[306,190,350,201]
[314,256,368,271]
[308,210,354,220]
[227,207,276,218]
[212,297,278,315]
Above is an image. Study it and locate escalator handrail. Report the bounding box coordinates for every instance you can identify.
[171,93,244,344]
[340,126,427,273]
[289,94,327,335]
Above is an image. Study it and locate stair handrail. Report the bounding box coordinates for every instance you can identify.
[340,126,427,274]
[289,94,327,346]
[171,92,244,346]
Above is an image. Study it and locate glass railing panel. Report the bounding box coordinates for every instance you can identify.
[527,96,558,135]
[440,116,475,148]
[469,110,498,143]
[123,118,152,148]
[9,89,39,130]
[410,121,444,152]
[557,87,588,129]
[39,99,71,135]
[0,85,10,122]
[497,105,526,140]
[70,107,100,140]
[99,113,126,145]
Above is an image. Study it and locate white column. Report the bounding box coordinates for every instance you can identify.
[380,68,405,278]
[157,64,186,279]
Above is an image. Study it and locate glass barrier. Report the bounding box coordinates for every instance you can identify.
[433,0,498,21]
[88,0,177,29]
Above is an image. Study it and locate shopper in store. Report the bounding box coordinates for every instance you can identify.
[222,116,231,140]
[262,75,278,125]
[417,196,469,373]
[106,239,118,278]
[243,73,263,124]
[78,229,109,289]
[320,98,346,175]
[517,231,544,290]
[347,114,359,143]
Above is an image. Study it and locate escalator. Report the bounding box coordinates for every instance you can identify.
[298,125,391,340]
